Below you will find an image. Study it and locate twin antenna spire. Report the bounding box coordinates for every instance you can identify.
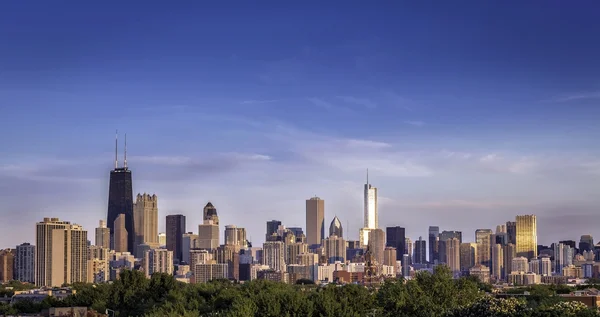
[114,130,128,169]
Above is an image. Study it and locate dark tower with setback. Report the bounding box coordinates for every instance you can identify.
[107,133,135,253]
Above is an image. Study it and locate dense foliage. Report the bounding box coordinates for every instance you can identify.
[1,266,600,316]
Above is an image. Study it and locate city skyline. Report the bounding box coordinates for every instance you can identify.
[1,2,600,248]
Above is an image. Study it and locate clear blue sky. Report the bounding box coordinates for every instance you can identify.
[1,2,599,248]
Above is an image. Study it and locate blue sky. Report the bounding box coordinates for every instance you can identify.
[1,2,599,248]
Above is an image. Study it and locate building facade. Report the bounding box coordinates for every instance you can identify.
[133,193,159,253]
[95,220,110,248]
[144,249,174,277]
[15,243,35,283]
[386,226,406,261]
[166,214,186,263]
[306,197,325,246]
[516,215,537,260]
[106,139,135,253]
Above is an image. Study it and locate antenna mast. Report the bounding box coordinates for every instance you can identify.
[366,168,369,185]
[124,133,127,169]
[115,130,118,169]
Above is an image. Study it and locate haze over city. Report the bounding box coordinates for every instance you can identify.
[1,2,599,249]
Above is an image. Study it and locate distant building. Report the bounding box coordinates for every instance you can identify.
[414,237,427,264]
[580,235,594,252]
[506,221,516,245]
[368,229,385,266]
[386,226,406,260]
[194,263,228,283]
[428,226,440,264]
[491,243,504,280]
[158,233,166,246]
[166,214,186,263]
[106,139,135,253]
[383,247,397,268]
[445,238,460,273]
[95,220,110,248]
[512,256,528,273]
[329,216,343,238]
[224,225,247,248]
[216,244,240,281]
[324,235,345,263]
[460,243,478,273]
[133,193,159,255]
[516,215,537,260]
[15,243,35,283]
[263,241,285,272]
[203,202,219,225]
[469,265,490,283]
[114,214,128,253]
[306,197,325,246]
[144,249,174,277]
[265,220,282,242]
[475,229,493,267]
[0,249,15,282]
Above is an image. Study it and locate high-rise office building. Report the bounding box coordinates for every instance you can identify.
[198,223,219,250]
[329,216,343,238]
[182,233,199,264]
[224,225,247,248]
[368,228,385,266]
[506,221,517,245]
[266,220,282,241]
[402,254,410,277]
[459,243,478,273]
[166,214,186,263]
[306,197,325,246]
[438,231,462,264]
[263,241,285,272]
[386,226,406,261]
[446,238,460,273]
[503,243,516,276]
[114,214,128,252]
[95,220,110,248]
[511,256,528,273]
[144,249,174,277]
[0,249,14,282]
[286,242,308,265]
[580,235,594,252]
[540,256,552,276]
[133,193,159,251]
[15,243,35,283]
[491,243,504,280]
[364,171,378,229]
[428,226,439,264]
[107,133,134,253]
[203,202,219,225]
[516,215,537,260]
[158,233,166,246]
[554,242,574,274]
[35,218,88,287]
[475,229,493,267]
[324,235,345,263]
[216,244,240,280]
[383,247,397,268]
[405,238,413,265]
[414,237,427,264]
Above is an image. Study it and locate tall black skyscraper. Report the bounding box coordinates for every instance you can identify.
[166,214,186,263]
[266,220,281,241]
[386,226,406,261]
[414,236,427,264]
[107,133,135,253]
[506,221,516,245]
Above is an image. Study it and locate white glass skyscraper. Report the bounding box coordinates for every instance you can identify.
[363,183,378,229]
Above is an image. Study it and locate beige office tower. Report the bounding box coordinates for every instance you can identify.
[203,202,219,226]
[263,241,286,272]
[324,235,346,264]
[491,244,504,280]
[368,228,385,266]
[445,238,460,273]
[198,223,219,250]
[133,193,159,249]
[224,225,247,248]
[503,243,516,276]
[35,218,88,287]
[306,197,325,246]
[383,247,397,267]
[460,243,478,272]
[144,248,174,277]
[215,244,240,280]
[95,220,110,248]
[158,233,166,246]
[189,249,213,272]
[0,249,15,282]
[516,215,537,260]
[475,229,493,267]
[286,242,308,265]
[114,214,128,252]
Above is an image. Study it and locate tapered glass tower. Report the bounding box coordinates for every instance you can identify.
[107,133,135,253]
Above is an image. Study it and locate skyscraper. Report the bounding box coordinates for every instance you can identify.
[144,249,174,277]
[405,237,413,265]
[386,226,405,261]
[166,214,186,263]
[224,225,247,248]
[324,235,346,263]
[266,220,282,241]
[516,215,537,260]
[0,249,14,283]
[133,193,159,250]
[114,214,128,252]
[306,197,325,246]
[198,223,219,250]
[491,243,504,280]
[107,133,134,253]
[459,243,478,273]
[475,229,493,267]
[263,241,285,272]
[580,235,594,252]
[329,216,343,238]
[203,202,219,225]
[95,220,110,248]
[428,226,439,264]
[368,228,386,266]
[35,218,88,287]
[414,237,427,264]
[15,243,35,283]
[446,238,460,273]
[364,171,378,229]
[506,221,516,245]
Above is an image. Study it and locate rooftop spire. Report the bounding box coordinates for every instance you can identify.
[124,133,127,169]
[366,168,369,185]
[115,130,118,169]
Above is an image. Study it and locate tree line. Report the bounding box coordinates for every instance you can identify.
[1,266,600,316]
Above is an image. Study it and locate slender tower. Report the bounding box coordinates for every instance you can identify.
[107,132,135,253]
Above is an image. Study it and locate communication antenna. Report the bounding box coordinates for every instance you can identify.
[114,130,118,169]
[124,133,128,169]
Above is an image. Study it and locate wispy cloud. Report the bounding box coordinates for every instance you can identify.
[549,91,600,103]
[240,99,279,105]
[307,97,335,110]
[336,96,377,109]
[404,120,425,127]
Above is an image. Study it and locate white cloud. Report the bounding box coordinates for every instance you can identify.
[240,99,279,105]
[336,96,377,109]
